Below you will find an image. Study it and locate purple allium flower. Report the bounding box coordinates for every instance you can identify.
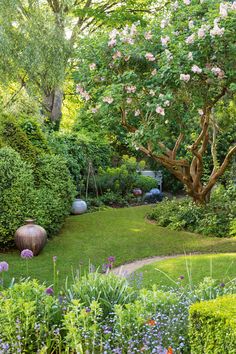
[85,307,91,313]
[53,256,57,262]
[107,256,115,263]
[45,287,54,295]
[0,261,9,272]
[179,275,184,280]
[220,282,225,288]
[106,263,112,270]
[21,249,34,259]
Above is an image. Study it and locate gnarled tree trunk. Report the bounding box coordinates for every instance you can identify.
[43,88,63,130]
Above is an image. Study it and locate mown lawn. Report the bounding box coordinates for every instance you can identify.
[1,206,236,286]
[134,254,236,288]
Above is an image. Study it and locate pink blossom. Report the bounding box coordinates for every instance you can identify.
[185,34,195,44]
[211,66,224,78]
[145,52,155,61]
[109,29,119,39]
[126,97,132,104]
[112,51,122,60]
[83,92,91,101]
[130,24,137,36]
[180,74,190,82]
[198,27,206,39]
[134,109,141,116]
[103,96,114,104]
[122,37,134,45]
[144,31,153,40]
[191,65,202,74]
[173,1,179,10]
[126,85,136,93]
[108,39,117,47]
[210,24,224,37]
[161,36,170,46]
[89,63,96,70]
[198,109,204,116]
[188,52,193,60]
[183,0,191,5]
[219,3,228,17]
[76,85,84,94]
[156,106,165,116]
[151,69,157,76]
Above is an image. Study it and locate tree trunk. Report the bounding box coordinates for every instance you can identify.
[43,88,63,130]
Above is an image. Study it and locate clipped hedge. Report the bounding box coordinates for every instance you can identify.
[189,295,236,353]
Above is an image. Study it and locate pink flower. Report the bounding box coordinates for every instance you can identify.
[103,96,114,104]
[126,85,136,93]
[108,39,117,47]
[134,109,141,116]
[89,63,96,70]
[219,3,228,17]
[211,66,224,79]
[83,92,90,101]
[185,34,195,44]
[144,31,153,40]
[109,29,119,39]
[210,24,224,37]
[161,36,170,46]
[191,65,202,74]
[126,97,132,104]
[180,74,190,82]
[145,52,155,61]
[112,51,122,60]
[151,69,157,76]
[183,0,191,5]
[188,52,193,60]
[76,85,84,94]
[164,100,170,107]
[198,28,206,39]
[173,1,179,10]
[156,106,165,116]
[123,37,134,45]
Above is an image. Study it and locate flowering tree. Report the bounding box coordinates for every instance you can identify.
[74,0,236,204]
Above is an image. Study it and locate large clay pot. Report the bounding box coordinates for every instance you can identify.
[133,188,142,196]
[15,219,47,256]
[71,199,87,215]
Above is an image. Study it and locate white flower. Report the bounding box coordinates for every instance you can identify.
[161,36,170,46]
[109,29,119,39]
[83,92,90,101]
[180,74,191,82]
[149,90,155,96]
[173,1,179,10]
[126,86,136,93]
[191,65,202,74]
[165,119,169,124]
[198,109,204,116]
[219,3,228,17]
[76,85,84,94]
[144,31,153,40]
[210,24,224,37]
[188,52,193,60]
[91,107,98,114]
[183,0,191,5]
[145,52,155,61]
[134,109,141,116]
[198,27,206,39]
[165,49,173,61]
[89,63,96,70]
[159,93,164,98]
[151,69,157,76]
[185,34,195,44]
[161,19,169,29]
[103,96,114,104]
[126,97,132,104]
[188,20,194,29]
[130,24,137,36]
[164,100,170,107]
[156,106,165,116]
[108,39,117,47]
[122,37,135,45]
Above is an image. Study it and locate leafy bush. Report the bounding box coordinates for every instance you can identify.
[189,295,236,353]
[0,147,76,247]
[148,185,236,237]
[134,175,158,192]
[0,147,35,247]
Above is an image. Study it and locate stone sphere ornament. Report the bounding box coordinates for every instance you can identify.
[15,219,47,256]
[71,198,87,215]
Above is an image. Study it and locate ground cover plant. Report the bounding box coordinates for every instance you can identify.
[0,206,236,286]
[133,254,236,289]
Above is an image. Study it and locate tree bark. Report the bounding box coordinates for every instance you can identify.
[43,88,63,130]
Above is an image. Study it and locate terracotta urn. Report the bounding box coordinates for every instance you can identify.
[133,188,143,196]
[15,219,47,256]
[71,199,87,215]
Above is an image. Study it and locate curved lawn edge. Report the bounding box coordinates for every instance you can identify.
[112,252,236,276]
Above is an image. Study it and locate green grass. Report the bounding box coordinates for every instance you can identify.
[135,254,236,288]
[1,206,236,286]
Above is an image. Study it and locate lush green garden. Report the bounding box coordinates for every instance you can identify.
[0,0,236,352]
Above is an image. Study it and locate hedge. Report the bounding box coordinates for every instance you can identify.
[189,295,236,354]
